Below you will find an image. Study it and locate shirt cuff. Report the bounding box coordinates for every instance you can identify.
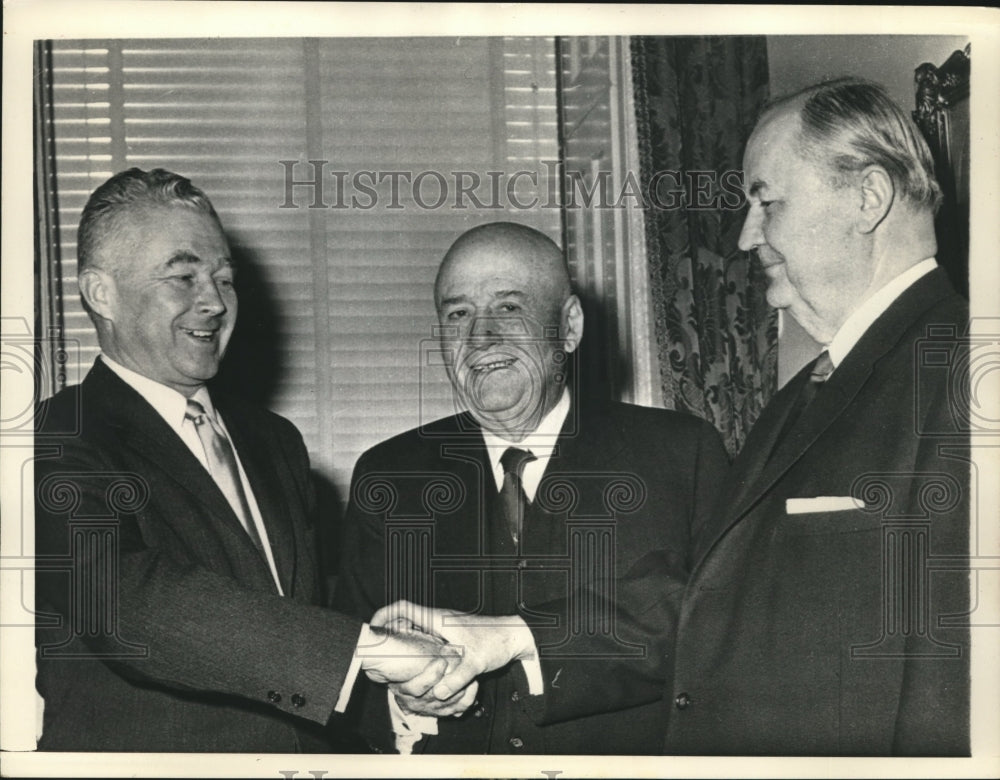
[514,621,544,695]
[388,688,438,754]
[334,623,370,713]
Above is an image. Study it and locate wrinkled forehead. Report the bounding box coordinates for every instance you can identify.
[106,203,229,271]
[437,243,559,299]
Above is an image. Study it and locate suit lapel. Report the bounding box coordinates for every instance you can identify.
[218,400,295,595]
[551,398,628,471]
[698,269,957,568]
[533,398,628,557]
[433,415,495,611]
[85,362,276,584]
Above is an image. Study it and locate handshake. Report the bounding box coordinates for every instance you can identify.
[356,600,536,717]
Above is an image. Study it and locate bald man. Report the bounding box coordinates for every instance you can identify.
[334,222,728,754]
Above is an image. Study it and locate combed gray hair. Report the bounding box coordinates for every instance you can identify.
[77,167,220,270]
[770,78,942,212]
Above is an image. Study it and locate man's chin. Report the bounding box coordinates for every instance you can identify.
[465,396,540,435]
[176,358,223,386]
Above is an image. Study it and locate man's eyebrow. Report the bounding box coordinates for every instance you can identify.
[165,252,233,268]
[440,294,470,308]
[493,290,526,300]
[165,251,202,267]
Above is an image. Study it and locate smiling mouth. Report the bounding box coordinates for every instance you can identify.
[182,327,218,343]
[471,357,517,373]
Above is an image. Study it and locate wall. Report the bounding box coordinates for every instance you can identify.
[765,34,970,385]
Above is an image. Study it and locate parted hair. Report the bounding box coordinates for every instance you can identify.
[770,77,942,212]
[77,167,220,270]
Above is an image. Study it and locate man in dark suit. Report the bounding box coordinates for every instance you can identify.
[403,78,971,756]
[334,222,728,754]
[34,168,458,752]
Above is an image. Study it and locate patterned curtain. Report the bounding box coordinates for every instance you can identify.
[631,36,777,456]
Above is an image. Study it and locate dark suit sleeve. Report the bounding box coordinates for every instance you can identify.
[34,412,364,728]
[525,417,730,725]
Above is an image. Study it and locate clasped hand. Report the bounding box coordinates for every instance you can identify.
[359,600,533,718]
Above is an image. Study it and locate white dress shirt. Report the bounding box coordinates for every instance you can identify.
[825,258,937,369]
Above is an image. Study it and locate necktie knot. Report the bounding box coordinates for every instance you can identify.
[500,446,536,479]
[185,398,209,425]
[810,350,834,384]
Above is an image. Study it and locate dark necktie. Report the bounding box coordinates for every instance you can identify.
[769,349,834,458]
[497,447,537,544]
[185,399,264,553]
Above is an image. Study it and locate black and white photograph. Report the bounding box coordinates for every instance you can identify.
[2,3,998,778]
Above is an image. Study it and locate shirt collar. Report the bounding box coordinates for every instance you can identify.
[99,355,216,434]
[480,387,571,469]
[826,258,937,369]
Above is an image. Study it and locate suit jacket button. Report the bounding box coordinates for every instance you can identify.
[267,690,282,703]
[510,690,520,702]
[674,692,692,710]
[509,737,524,748]
[517,559,527,569]
[473,705,486,718]
[291,693,306,708]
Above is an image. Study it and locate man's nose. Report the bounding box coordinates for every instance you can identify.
[469,315,499,343]
[196,280,229,315]
[738,207,763,252]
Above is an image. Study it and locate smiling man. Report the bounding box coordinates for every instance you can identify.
[33,168,459,752]
[335,222,728,754]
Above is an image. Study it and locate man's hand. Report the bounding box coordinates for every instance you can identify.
[372,600,535,701]
[392,679,479,719]
[358,624,458,687]
[384,636,479,718]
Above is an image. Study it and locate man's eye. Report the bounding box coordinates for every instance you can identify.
[171,274,195,284]
[216,277,235,288]
[446,309,467,321]
[760,200,775,209]
[499,303,521,313]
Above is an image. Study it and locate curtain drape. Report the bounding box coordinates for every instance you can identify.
[631,36,777,456]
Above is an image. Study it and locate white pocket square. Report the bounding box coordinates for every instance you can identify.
[786,496,864,514]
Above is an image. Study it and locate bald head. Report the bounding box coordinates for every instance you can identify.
[435,222,571,309]
[434,222,583,440]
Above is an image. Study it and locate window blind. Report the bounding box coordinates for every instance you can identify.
[43,36,560,499]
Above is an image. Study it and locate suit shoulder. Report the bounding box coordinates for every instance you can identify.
[35,384,84,436]
[923,289,968,327]
[603,401,716,439]
[353,414,470,471]
[215,391,305,446]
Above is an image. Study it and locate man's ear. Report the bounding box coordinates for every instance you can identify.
[857,165,894,234]
[78,267,117,321]
[561,294,584,355]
